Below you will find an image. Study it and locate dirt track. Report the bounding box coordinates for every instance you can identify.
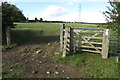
[2,42,86,78]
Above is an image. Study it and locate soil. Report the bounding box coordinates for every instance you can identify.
[2,41,86,78]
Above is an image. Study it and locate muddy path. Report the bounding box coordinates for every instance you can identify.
[2,42,86,78]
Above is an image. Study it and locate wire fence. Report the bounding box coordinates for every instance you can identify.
[109,30,120,55]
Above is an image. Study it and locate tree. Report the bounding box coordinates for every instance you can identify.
[103,0,120,44]
[103,1,120,29]
[40,18,43,22]
[35,17,38,22]
[2,2,26,27]
[2,2,26,45]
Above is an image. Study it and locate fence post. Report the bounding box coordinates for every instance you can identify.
[102,29,109,59]
[6,26,11,45]
[62,26,70,57]
[60,24,65,52]
[70,27,74,52]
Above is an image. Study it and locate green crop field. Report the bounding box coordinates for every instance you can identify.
[2,22,119,78]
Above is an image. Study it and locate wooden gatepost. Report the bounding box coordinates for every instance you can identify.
[60,24,110,59]
[60,24,73,57]
[102,29,109,59]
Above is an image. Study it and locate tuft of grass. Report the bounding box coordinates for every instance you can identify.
[0,44,17,50]
[54,52,118,78]
[2,63,23,78]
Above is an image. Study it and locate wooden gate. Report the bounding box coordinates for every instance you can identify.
[60,24,110,59]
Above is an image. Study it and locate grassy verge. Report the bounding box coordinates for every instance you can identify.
[54,52,118,78]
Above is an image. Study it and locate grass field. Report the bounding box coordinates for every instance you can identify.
[2,22,119,78]
[11,22,60,45]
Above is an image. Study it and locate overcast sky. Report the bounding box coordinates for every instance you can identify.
[2,0,114,23]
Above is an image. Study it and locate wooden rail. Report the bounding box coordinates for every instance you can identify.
[73,30,103,33]
[73,27,104,30]
[81,45,102,50]
[81,49,101,53]
[81,41,102,45]
[82,36,103,39]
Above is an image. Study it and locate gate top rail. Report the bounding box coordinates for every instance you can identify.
[72,27,104,30]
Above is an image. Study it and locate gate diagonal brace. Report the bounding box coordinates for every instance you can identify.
[82,37,101,53]
[86,31,102,41]
[87,32,100,41]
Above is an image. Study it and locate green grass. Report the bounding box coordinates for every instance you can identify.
[54,52,118,78]
[65,23,99,28]
[14,22,60,36]
[11,22,60,45]
[2,63,23,78]
[0,44,16,50]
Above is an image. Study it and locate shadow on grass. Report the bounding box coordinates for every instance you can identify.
[67,49,92,56]
[11,29,59,45]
